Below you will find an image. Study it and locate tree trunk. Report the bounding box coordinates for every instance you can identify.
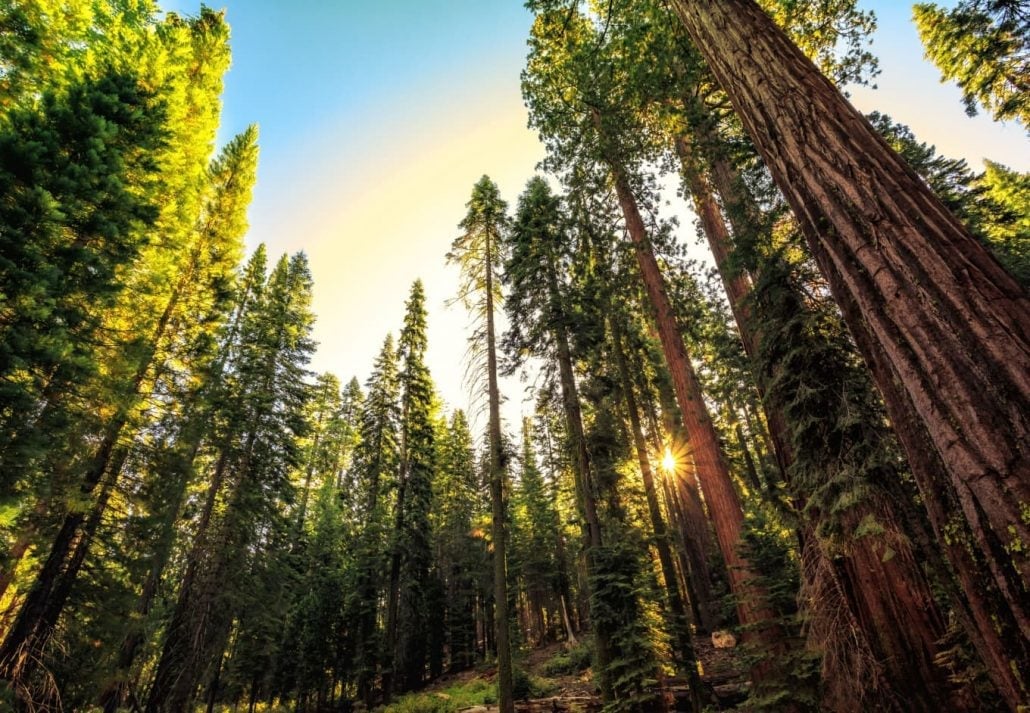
[0,428,127,681]
[659,475,705,630]
[681,126,967,710]
[674,133,795,481]
[145,446,233,713]
[639,351,718,632]
[602,148,774,638]
[0,274,189,687]
[611,318,703,710]
[543,259,615,681]
[100,436,202,713]
[669,1,1029,705]
[484,229,515,713]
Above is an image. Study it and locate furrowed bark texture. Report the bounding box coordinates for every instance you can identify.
[689,139,965,710]
[669,1,1029,706]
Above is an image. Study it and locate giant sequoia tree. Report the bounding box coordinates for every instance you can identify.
[667,2,1029,707]
[522,7,782,660]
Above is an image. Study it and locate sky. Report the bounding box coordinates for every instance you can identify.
[162,0,1028,431]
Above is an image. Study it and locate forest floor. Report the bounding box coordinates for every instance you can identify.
[381,635,750,713]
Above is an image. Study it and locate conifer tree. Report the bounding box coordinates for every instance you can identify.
[447,176,515,713]
[383,280,437,696]
[0,70,164,501]
[96,127,260,712]
[510,419,561,645]
[270,371,354,708]
[502,176,616,679]
[348,335,400,704]
[432,410,485,673]
[0,10,235,693]
[145,251,314,712]
[522,9,784,664]
[914,0,1028,127]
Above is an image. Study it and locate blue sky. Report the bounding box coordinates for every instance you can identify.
[162,0,1027,427]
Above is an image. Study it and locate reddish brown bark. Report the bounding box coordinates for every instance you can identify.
[669,1,1029,706]
[611,318,702,708]
[640,361,718,632]
[674,134,793,480]
[685,129,968,710]
[604,154,774,637]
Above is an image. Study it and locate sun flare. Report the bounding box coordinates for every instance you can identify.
[661,446,677,473]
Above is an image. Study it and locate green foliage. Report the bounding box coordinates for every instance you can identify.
[388,279,438,691]
[432,410,488,674]
[348,334,402,701]
[0,69,165,498]
[383,678,498,713]
[144,248,316,710]
[509,419,563,642]
[759,0,879,86]
[914,0,1029,126]
[976,160,1030,286]
[589,534,662,713]
[735,510,820,712]
[511,666,556,700]
[1,1,1017,710]
[542,642,593,676]
[868,111,1029,288]
[502,175,572,372]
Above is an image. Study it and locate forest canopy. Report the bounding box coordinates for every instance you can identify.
[0,1,1026,713]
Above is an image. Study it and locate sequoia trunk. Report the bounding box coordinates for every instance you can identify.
[669,1,1029,705]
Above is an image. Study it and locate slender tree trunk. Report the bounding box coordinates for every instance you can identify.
[0,275,189,686]
[0,428,126,680]
[688,131,966,710]
[559,595,577,646]
[669,2,1029,705]
[601,146,774,638]
[674,134,795,480]
[640,356,718,632]
[659,474,705,630]
[611,319,703,710]
[484,230,515,713]
[145,445,233,713]
[100,436,202,713]
[206,649,225,713]
[542,262,615,681]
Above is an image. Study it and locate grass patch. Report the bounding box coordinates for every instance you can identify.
[512,667,557,700]
[541,643,592,677]
[382,677,497,713]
